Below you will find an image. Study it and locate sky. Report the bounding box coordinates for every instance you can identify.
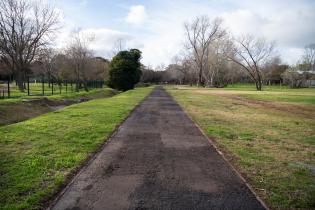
[51,0,315,68]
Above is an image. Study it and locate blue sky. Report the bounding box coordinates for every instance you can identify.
[51,0,315,67]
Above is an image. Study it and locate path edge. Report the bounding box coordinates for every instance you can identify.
[164,86,270,210]
[45,86,155,210]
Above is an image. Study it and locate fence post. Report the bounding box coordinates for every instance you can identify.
[7,78,10,98]
[42,76,45,95]
[51,80,54,95]
[27,76,30,96]
[59,81,61,94]
[66,81,68,93]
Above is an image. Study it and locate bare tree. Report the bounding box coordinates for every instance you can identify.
[38,48,58,86]
[225,35,275,90]
[0,0,60,91]
[203,40,224,87]
[91,57,110,81]
[184,16,225,86]
[172,54,196,85]
[65,31,94,91]
[111,38,127,56]
[303,43,315,71]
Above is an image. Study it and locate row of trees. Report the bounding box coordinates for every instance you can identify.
[141,16,315,90]
[1,0,314,92]
[0,0,110,92]
[33,33,110,91]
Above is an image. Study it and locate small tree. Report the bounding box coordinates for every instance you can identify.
[302,43,315,71]
[108,49,142,91]
[65,31,94,92]
[37,48,58,86]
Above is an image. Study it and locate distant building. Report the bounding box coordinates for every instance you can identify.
[296,70,315,87]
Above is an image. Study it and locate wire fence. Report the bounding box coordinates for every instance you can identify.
[0,79,105,99]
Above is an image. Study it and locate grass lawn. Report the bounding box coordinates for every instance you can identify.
[166,85,315,210]
[0,88,118,126]
[0,86,153,210]
[0,82,107,104]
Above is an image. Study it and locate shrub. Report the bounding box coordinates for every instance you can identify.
[108,49,142,91]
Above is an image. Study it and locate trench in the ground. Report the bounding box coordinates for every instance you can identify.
[0,90,118,126]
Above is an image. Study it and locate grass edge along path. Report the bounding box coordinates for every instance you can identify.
[0,86,153,210]
[166,86,315,210]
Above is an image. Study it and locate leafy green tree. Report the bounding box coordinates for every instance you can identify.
[108,49,142,91]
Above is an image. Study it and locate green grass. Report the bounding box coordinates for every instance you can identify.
[173,84,315,105]
[226,83,315,91]
[0,87,112,105]
[225,83,315,104]
[0,82,107,104]
[0,86,153,210]
[0,88,118,126]
[166,85,315,210]
[243,93,315,104]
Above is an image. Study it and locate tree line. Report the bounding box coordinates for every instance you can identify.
[0,0,111,92]
[1,1,314,92]
[141,16,315,90]
[0,0,143,93]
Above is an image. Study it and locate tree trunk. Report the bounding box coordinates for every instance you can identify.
[198,69,203,86]
[83,80,89,92]
[17,80,24,92]
[255,80,262,91]
[27,76,30,96]
[7,78,10,98]
[210,71,215,87]
[15,71,25,92]
[42,76,45,95]
[76,80,80,92]
[48,73,51,87]
[76,69,80,92]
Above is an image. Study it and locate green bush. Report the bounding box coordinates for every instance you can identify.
[108,49,142,91]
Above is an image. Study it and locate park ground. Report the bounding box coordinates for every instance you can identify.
[0,87,118,126]
[0,84,314,210]
[50,86,266,210]
[0,86,153,209]
[166,84,315,210]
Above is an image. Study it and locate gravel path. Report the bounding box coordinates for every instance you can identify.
[50,86,266,210]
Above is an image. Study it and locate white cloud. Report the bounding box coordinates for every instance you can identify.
[279,47,304,65]
[221,9,267,37]
[82,28,131,55]
[50,0,315,67]
[54,27,134,58]
[219,3,315,64]
[125,5,147,25]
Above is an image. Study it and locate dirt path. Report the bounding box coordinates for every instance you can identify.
[50,86,266,210]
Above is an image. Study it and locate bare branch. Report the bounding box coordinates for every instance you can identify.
[0,0,60,90]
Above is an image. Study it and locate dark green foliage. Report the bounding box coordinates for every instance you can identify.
[108,49,142,91]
